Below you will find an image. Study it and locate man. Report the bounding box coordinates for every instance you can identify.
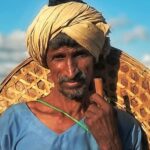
[0,0,143,149]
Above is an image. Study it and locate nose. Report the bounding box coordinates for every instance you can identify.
[65,58,78,79]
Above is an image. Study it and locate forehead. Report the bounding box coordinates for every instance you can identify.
[47,45,90,55]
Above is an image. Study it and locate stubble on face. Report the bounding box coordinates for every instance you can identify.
[58,70,88,100]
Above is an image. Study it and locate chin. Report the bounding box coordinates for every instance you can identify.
[60,86,87,100]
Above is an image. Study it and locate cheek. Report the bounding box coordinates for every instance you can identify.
[48,62,66,83]
[79,59,94,80]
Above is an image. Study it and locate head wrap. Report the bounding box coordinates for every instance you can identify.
[26,2,110,66]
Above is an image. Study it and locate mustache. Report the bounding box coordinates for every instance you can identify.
[58,70,86,84]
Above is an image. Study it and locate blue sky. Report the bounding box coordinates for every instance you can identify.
[0,0,150,81]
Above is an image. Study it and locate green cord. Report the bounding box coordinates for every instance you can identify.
[37,99,89,132]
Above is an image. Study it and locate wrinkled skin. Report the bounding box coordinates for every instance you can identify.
[29,45,122,150]
[46,46,94,102]
[85,94,122,150]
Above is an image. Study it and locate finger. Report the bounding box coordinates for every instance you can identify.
[84,109,95,119]
[90,93,108,107]
[87,103,101,113]
[89,101,101,108]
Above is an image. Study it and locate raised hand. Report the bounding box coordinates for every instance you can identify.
[85,78,122,150]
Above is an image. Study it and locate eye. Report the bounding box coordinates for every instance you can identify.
[52,54,65,61]
[74,51,90,58]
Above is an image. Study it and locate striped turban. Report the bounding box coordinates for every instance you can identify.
[26,2,110,67]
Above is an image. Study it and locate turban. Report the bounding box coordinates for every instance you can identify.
[26,2,110,67]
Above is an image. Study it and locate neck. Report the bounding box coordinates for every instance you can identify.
[42,87,90,117]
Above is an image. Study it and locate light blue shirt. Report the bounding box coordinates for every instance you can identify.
[0,103,142,150]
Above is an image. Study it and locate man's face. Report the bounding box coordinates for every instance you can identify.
[46,46,94,100]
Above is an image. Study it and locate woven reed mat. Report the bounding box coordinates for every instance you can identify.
[0,47,150,147]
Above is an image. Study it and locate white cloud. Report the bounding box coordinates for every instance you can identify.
[0,62,18,72]
[123,26,150,43]
[0,30,28,82]
[0,34,3,46]
[0,30,26,51]
[0,62,19,82]
[0,50,28,62]
[142,54,150,68]
[108,16,129,28]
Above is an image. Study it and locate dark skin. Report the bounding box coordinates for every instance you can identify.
[27,46,122,149]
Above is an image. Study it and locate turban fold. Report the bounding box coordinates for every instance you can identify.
[26,2,110,66]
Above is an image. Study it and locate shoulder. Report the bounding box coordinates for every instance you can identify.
[0,103,30,128]
[116,109,138,124]
[0,103,31,149]
[0,103,28,118]
[116,108,141,131]
[0,103,32,136]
